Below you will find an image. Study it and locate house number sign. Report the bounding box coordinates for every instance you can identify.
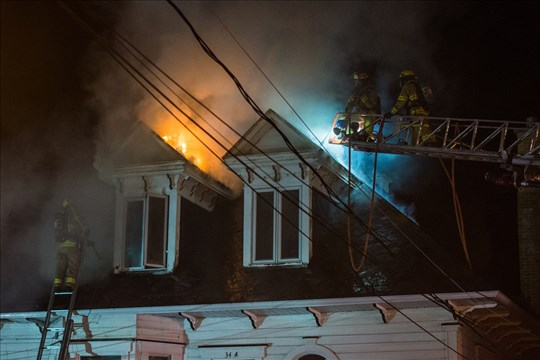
[199,344,266,359]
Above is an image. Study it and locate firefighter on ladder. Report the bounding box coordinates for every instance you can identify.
[53,199,89,292]
[385,70,434,145]
[344,71,381,142]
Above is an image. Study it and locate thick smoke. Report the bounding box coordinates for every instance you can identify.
[1,1,447,310]
[90,1,444,215]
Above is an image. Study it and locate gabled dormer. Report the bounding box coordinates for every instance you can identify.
[224,109,351,268]
[96,121,233,274]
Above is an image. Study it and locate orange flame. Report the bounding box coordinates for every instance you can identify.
[149,114,211,172]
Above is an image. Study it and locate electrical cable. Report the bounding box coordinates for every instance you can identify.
[102,0,520,348]
[46,2,536,358]
[192,13,515,351]
[67,3,391,273]
[210,9,327,151]
[159,3,497,357]
[75,0,401,262]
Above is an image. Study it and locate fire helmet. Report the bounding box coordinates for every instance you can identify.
[400,70,415,78]
[353,72,369,81]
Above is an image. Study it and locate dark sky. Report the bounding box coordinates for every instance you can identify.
[2,1,540,309]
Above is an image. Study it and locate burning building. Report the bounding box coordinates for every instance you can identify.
[1,109,539,360]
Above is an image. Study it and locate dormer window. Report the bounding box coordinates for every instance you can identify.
[96,121,235,275]
[124,195,168,269]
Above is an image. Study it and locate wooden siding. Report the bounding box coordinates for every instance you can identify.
[183,308,455,360]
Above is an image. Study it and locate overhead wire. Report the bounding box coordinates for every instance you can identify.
[57,1,391,273]
[0,1,528,358]
[204,6,498,321]
[0,4,510,360]
[112,0,528,354]
[203,8,522,344]
[61,0,426,296]
[164,0,411,269]
[47,2,536,358]
[205,7,477,285]
[153,2,479,357]
[71,5,502,360]
[210,9,327,151]
[74,0,402,263]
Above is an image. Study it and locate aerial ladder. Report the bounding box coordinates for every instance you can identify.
[329,113,540,187]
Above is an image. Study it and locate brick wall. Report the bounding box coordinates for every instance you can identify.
[517,187,540,315]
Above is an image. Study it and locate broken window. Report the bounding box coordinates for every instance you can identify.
[124,195,168,270]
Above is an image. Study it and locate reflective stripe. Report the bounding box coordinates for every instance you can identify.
[53,278,62,285]
[65,277,76,284]
[59,239,79,248]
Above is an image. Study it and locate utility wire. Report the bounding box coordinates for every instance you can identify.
[50,2,536,358]
[76,0,400,260]
[95,1,520,350]
[59,1,392,272]
[210,9,327,151]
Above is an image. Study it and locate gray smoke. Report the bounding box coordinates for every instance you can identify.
[1,1,452,309]
[90,1,447,205]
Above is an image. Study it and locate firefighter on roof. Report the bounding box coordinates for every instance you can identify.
[385,70,434,145]
[344,72,381,142]
[53,199,89,291]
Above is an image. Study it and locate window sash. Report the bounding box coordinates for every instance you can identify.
[123,195,168,270]
[124,199,144,268]
[145,195,167,268]
[253,188,301,264]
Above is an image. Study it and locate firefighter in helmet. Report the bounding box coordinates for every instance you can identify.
[344,71,381,142]
[54,199,89,292]
[385,70,433,145]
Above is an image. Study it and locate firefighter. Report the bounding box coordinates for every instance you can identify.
[385,70,434,145]
[53,199,89,292]
[344,72,381,141]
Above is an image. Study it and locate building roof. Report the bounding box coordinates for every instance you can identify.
[4,110,489,311]
[69,110,490,309]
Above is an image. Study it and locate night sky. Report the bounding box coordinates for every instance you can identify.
[2,1,540,310]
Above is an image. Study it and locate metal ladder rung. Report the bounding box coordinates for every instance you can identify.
[54,291,73,295]
[47,327,64,331]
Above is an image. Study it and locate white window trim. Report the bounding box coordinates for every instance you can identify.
[113,174,180,274]
[243,179,311,267]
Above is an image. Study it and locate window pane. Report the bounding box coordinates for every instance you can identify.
[281,190,300,259]
[255,191,274,261]
[146,196,167,267]
[125,200,144,268]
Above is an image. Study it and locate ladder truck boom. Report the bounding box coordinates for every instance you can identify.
[329,113,540,187]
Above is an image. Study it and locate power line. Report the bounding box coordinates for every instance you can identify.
[48,2,537,358]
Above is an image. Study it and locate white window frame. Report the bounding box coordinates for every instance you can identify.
[122,194,169,271]
[243,180,311,267]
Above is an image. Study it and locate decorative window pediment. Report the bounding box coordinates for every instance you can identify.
[96,122,234,274]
